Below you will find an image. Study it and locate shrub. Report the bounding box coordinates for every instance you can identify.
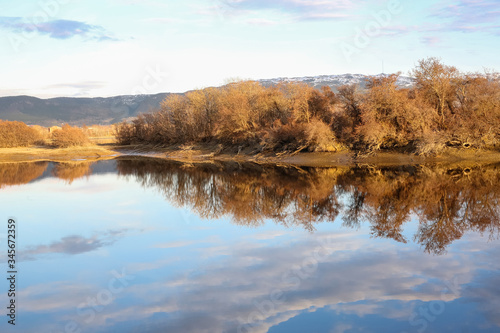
[115,121,135,145]
[304,117,342,152]
[358,74,419,150]
[0,120,42,148]
[261,120,308,152]
[50,124,90,148]
[31,125,50,141]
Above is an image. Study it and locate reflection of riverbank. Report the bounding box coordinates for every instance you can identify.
[1,157,499,255]
[116,158,500,255]
[0,160,118,187]
[117,144,500,167]
[3,158,498,333]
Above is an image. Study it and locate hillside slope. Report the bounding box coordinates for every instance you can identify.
[0,74,413,125]
[0,93,169,126]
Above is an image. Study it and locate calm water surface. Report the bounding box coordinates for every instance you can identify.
[0,158,499,333]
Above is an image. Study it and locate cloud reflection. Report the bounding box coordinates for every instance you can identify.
[21,229,127,260]
[44,232,498,333]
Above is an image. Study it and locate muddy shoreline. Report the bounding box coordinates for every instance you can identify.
[2,144,500,168]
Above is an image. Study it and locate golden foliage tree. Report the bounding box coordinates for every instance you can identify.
[410,57,459,129]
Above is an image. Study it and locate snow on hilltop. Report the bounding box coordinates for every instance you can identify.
[258,74,415,90]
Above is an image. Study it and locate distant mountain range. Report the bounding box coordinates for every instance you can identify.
[259,73,414,90]
[0,93,169,126]
[0,74,414,126]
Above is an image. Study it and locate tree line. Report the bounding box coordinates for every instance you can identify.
[0,122,115,148]
[116,57,500,154]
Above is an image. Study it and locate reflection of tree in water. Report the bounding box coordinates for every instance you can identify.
[52,162,93,184]
[116,158,500,254]
[337,165,500,254]
[0,161,95,187]
[117,158,344,231]
[0,162,49,188]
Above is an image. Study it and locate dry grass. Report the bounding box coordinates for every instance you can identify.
[88,136,117,144]
[0,145,119,163]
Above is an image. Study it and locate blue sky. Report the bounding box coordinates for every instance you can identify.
[0,0,499,97]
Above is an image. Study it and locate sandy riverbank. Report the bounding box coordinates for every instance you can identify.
[1,143,500,168]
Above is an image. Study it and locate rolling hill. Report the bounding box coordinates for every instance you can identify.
[0,74,413,126]
[0,93,170,126]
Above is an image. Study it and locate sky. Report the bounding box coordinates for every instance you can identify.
[0,0,499,98]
